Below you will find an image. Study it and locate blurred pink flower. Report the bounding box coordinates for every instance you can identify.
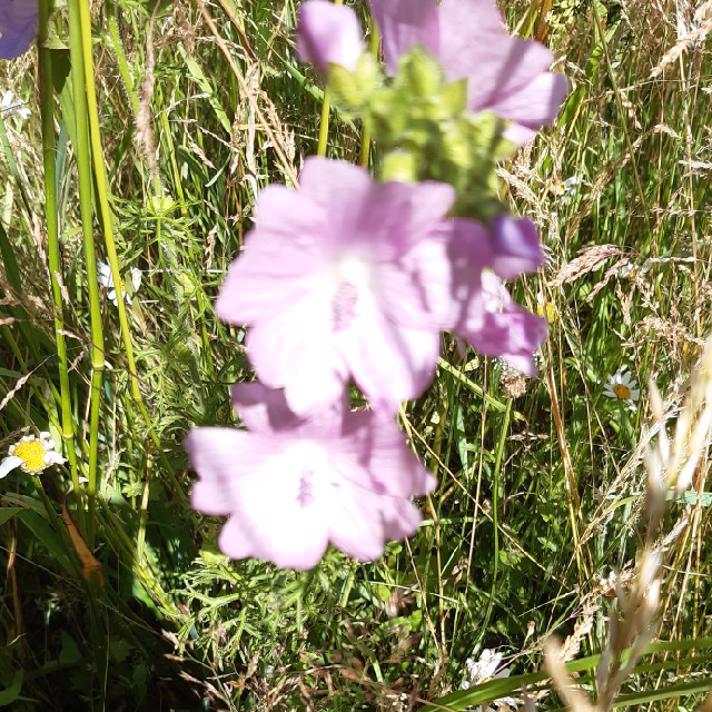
[217,157,455,414]
[297,0,364,73]
[0,0,37,59]
[421,218,547,376]
[369,0,568,143]
[186,383,435,569]
[490,215,545,280]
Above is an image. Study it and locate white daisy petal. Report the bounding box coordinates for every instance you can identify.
[97,261,113,287]
[0,456,23,479]
[43,451,66,466]
[130,267,142,292]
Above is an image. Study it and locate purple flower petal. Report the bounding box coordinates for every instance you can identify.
[457,273,547,376]
[491,215,545,279]
[217,157,455,414]
[230,382,305,434]
[369,0,439,74]
[187,386,432,569]
[0,0,37,59]
[297,0,364,73]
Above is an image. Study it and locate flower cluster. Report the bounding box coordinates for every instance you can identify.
[187,0,567,569]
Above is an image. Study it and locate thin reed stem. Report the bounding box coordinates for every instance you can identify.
[76,0,141,405]
[38,0,80,490]
[68,0,104,536]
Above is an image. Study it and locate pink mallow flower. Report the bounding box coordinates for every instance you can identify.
[0,0,38,59]
[297,0,364,73]
[217,157,455,415]
[186,383,435,569]
[369,0,568,144]
[417,217,547,377]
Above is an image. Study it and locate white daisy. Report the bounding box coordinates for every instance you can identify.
[604,369,640,410]
[97,260,142,306]
[0,90,31,121]
[0,432,66,479]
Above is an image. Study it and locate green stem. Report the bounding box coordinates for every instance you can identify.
[77,1,183,501]
[77,0,140,405]
[315,0,344,157]
[316,89,332,158]
[38,0,80,491]
[358,17,379,167]
[68,0,104,537]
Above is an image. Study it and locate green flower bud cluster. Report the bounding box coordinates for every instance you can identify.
[328,47,516,220]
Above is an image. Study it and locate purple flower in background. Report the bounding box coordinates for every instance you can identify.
[459,271,547,376]
[217,157,455,415]
[186,383,435,569]
[297,0,364,73]
[423,218,547,376]
[369,0,568,143]
[0,0,38,60]
[490,215,545,280]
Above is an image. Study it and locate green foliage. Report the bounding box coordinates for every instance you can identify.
[332,47,514,218]
[0,0,711,710]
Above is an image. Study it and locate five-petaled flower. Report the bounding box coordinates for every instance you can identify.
[186,383,435,569]
[0,432,65,479]
[0,0,38,60]
[217,158,546,416]
[370,0,567,144]
[217,157,456,414]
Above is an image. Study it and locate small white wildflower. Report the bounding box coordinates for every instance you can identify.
[0,432,65,479]
[0,91,31,121]
[97,260,142,306]
[460,649,520,711]
[550,176,582,199]
[603,369,640,410]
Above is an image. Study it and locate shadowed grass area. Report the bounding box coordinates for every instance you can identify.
[0,0,711,710]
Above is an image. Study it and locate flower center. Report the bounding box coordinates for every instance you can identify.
[331,257,370,331]
[13,440,46,473]
[286,440,336,509]
[297,470,314,507]
[613,384,631,400]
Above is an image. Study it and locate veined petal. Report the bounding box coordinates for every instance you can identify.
[246,294,348,415]
[340,411,435,497]
[216,233,323,325]
[341,307,440,412]
[186,428,279,516]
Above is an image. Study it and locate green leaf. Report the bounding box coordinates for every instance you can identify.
[0,671,23,707]
[0,508,22,526]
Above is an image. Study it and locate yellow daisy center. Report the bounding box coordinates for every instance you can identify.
[537,302,557,324]
[612,384,631,400]
[13,440,47,473]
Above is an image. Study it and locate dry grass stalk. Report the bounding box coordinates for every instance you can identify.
[544,336,712,711]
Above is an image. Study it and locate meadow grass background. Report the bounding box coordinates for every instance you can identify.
[0,0,711,709]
